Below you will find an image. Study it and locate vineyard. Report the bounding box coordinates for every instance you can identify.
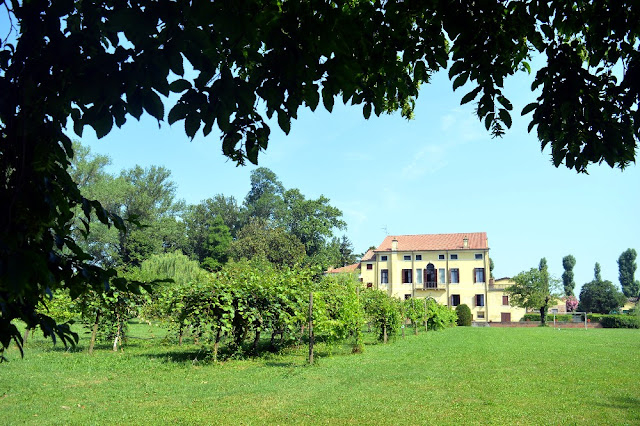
[27,252,457,361]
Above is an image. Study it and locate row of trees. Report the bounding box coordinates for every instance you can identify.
[37,252,457,359]
[560,249,639,298]
[70,141,358,276]
[508,252,638,326]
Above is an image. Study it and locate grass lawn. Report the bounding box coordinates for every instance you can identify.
[1,324,639,425]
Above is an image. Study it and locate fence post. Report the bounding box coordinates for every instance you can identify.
[308,291,314,364]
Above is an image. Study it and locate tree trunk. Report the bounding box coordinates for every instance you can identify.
[414,323,418,335]
[402,324,405,339]
[214,328,221,362]
[540,296,550,327]
[178,324,183,346]
[89,310,101,355]
[253,330,261,352]
[112,313,122,351]
[383,324,388,344]
[23,328,30,345]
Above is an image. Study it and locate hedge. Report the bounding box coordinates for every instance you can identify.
[599,315,640,329]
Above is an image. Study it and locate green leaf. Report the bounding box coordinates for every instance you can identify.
[92,112,113,139]
[497,95,513,111]
[169,79,191,93]
[499,108,512,129]
[185,114,200,139]
[484,112,495,131]
[460,86,481,105]
[521,102,537,116]
[414,60,427,81]
[277,110,290,134]
[142,90,164,121]
[322,88,334,113]
[169,51,184,76]
[363,103,372,119]
[168,103,189,125]
[452,72,469,91]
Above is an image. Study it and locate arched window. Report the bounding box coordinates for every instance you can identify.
[425,263,437,289]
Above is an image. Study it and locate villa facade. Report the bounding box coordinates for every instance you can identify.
[359,233,525,323]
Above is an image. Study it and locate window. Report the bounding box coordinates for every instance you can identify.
[415,254,422,261]
[476,294,485,307]
[367,283,373,288]
[477,311,485,319]
[439,268,446,284]
[404,294,412,300]
[416,269,423,284]
[366,264,373,270]
[380,255,388,261]
[451,294,460,306]
[474,268,485,283]
[403,255,411,261]
[502,295,509,305]
[450,254,458,260]
[438,254,445,260]
[381,269,389,284]
[475,253,483,260]
[450,268,460,284]
[402,269,412,284]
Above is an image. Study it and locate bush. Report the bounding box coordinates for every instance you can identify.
[599,315,640,328]
[455,304,472,326]
[522,313,575,322]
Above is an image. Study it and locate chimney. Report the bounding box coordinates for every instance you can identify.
[391,238,398,251]
[463,236,469,249]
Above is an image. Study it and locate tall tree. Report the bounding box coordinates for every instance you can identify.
[618,249,639,298]
[4,0,640,354]
[562,255,577,296]
[594,262,603,282]
[244,168,285,223]
[506,267,561,327]
[338,235,359,267]
[201,217,232,272]
[279,188,346,259]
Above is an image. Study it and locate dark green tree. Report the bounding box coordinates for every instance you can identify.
[562,255,577,296]
[489,258,495,279]
[201,217,232,272]
[338,235,359,267]
[280,188,346,259]
[243,168,285,223]
[594,262,603,282]
[618,249,639,298]
[3,0,640,355]
[229,219,306,267]
[455,304,472,326]
[578,266,626,314]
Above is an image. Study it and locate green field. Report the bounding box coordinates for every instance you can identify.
[1,324,638,425]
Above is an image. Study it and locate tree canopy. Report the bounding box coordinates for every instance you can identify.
[2,0,639,355]
[578,263,626,314]
[506,265,561,326]
[618,248,639,298]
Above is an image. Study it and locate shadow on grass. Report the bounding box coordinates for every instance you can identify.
[595,396,640,411]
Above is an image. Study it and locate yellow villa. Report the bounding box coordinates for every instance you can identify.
[359,233,525,323]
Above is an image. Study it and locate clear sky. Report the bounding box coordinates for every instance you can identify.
[75,64,638,297]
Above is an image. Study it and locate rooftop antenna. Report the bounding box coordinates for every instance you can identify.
[381,225,388,235]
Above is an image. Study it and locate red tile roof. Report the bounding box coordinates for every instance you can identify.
[326,263,360,274]
[375,232,488,251]
[360,249,375,262]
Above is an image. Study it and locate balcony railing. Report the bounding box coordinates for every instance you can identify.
[421,281,445,290]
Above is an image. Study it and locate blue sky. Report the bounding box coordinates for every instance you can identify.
[77,66,640,297]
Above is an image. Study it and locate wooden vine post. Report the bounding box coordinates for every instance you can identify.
[308,291,314,364]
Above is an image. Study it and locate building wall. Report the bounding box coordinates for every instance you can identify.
[360,248,524,322]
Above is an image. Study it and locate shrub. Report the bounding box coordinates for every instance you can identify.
[599,315,640,329]
[455,304,472,326]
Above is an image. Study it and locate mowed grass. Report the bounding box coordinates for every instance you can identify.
[1,324,639,425]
